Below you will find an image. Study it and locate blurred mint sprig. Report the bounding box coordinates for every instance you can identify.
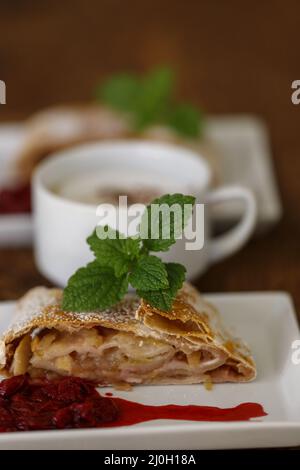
[95,67,204,138]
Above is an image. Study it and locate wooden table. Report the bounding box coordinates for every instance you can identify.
[0,0,299,450]
[0,0,299,312]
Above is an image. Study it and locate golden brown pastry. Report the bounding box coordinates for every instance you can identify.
[0,284,255,386]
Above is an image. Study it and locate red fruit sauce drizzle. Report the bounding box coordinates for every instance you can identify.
[0,183,31,214]
[104,397,266,427]
[0,375,266,432]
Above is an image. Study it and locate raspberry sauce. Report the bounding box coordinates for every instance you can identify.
[0,375,118,432]
[0,375,266,432]
[0,184,31,214]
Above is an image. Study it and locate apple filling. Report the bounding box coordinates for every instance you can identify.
[9,327,245,385]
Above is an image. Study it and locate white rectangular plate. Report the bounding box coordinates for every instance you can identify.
[0,116,282,246]
[0,292,299,450]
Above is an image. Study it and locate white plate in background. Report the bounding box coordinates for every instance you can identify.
[0,124,31,246]
[0,116,282,246]
[0,123,25,187]
[206,115,282,232]
[0,292,299,450]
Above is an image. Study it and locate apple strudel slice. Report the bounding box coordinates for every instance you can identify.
[0,284,256,386]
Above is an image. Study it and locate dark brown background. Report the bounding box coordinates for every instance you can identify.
[0,0,299,312]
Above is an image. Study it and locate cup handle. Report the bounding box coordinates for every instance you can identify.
[205,185,257,264]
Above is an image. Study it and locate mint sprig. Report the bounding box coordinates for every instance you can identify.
[96,67,204,138]
[62,193,195,313]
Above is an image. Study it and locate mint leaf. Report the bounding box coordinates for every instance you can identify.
[99,73,140,113]
[164,262,186,295]
[134,67,173,130]
[129,255,169,291]
[140,193,195,252]
[87,228,140,277]
[137,262,186,311]
[99,67,173,129]
[62,261,128,312]
[167,103,203,138]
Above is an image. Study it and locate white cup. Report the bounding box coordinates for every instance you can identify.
[33,140,257,286]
